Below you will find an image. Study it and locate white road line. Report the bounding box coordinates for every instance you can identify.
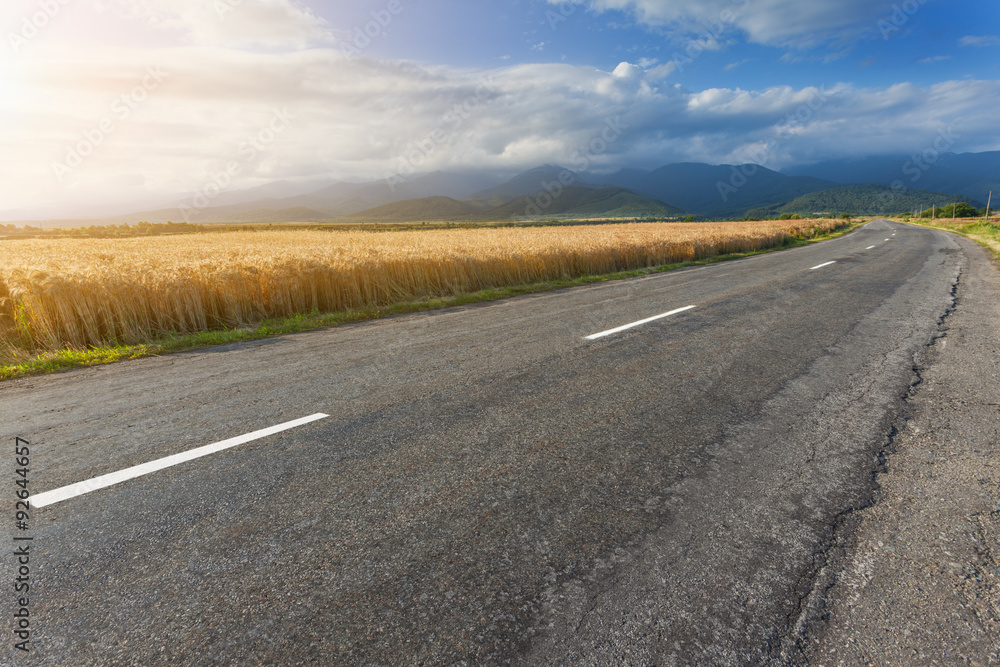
[32,413,330,508]
[810,261,836,270]
[586,305,696,340]
[866,245,877,250]
[885,238,891,241]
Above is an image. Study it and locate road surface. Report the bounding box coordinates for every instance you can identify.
[0,219,983,665]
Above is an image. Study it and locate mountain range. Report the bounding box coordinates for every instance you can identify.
[783,153,999,204]
[7,152,996,227]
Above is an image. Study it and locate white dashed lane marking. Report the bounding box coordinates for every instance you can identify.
[32,414,330,508]
[586,306,697,340]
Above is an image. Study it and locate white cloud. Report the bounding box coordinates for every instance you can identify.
[612,61,642,78]
[959,35,1000,47]
[94,0,330,48]
[646,61,679,79]
[2,40,999,216]
[555,0,896,49]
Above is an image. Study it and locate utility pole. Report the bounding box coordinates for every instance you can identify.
[987,191,992,221]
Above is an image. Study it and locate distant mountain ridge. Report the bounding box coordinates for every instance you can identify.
[343,186,686,222]
[594,163,835,218]
[474,186,685,220]
[464,165,594,208]
[782,152,1000,204]
[82,171,508,225]
[345,196,482,222]
[8,151,995,226]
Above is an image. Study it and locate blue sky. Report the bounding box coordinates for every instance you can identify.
[329,0,999,89]
[1,0,998,217]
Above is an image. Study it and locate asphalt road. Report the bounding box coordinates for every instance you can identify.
[0,220,972,665]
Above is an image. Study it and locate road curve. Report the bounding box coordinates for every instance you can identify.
[0,220,969,665]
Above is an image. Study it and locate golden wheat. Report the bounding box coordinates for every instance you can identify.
[0,220,846,358]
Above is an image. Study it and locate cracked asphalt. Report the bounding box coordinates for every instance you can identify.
[804,232,1000,666]
[1,219,990,665]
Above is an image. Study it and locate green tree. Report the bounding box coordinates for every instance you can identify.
[942,202,979,218]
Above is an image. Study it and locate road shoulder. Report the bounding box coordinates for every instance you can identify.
[803,234,1000,665]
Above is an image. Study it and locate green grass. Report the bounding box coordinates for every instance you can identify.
[0,221,860,381]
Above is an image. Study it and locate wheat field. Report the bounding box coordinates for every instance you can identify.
[0,219,847,360]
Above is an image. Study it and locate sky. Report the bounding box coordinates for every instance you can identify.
[1,0,998,218]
